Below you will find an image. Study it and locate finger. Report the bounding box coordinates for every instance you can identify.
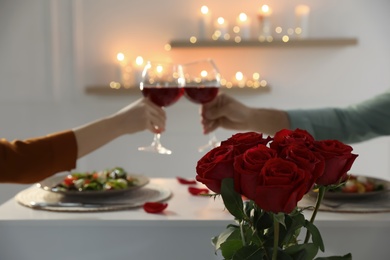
[149,114,166,132]
[203,119,219,134]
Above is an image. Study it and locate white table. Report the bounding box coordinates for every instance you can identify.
[0,178,389,260]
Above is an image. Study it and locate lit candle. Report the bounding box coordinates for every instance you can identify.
[258,5,272,38]
[133,56,144,84]
[234,71,246,88]
[214,17,229,40]
[236,13,251,40]
[295,5,310,38]
[198,5,212,40]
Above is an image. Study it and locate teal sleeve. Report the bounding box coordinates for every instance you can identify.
[287,90,390,144]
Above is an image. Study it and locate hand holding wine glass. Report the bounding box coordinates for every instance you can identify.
[138,61,184,155]
[182,58,221,152]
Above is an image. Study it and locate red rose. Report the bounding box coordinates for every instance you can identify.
[271,129,315,152]
[312,140,358,186]
[279,143,325,191]
[233,144,277,200]
[221,132,272,153]
[196,145,240,193]
[254,158,310,214]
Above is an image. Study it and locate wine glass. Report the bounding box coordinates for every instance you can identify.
[182,58,221,152]
[138,61,185,155]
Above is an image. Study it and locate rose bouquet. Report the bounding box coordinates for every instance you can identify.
[196,129,358,260]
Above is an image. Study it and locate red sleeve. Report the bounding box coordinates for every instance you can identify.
[0,130,78,184]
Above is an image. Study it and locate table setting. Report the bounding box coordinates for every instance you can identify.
[14,167,172,213]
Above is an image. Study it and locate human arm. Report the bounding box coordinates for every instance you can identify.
[287,90,390,143]
[73,97,166,158]
[0,98,166,183]
[202,91,390,144]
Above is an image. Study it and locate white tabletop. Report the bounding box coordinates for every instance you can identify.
[0,178,389,260]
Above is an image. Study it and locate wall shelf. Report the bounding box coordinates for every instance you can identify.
[85,86,271,96]
[169,38,358,48]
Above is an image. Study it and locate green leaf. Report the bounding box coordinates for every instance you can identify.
[304,220,325,252]
[220,239,244,259]
[255,211,273,231]
[284,243,319,260]
[314,253,352,260]
[221,178,245,220]
[281,213,305,246]
[212,226,239,251]
[232,245,265,260]
[273,212,286,228]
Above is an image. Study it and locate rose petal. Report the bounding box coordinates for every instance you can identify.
[176,176,197,185]
[188,187,209,196]
[143,202,168,213]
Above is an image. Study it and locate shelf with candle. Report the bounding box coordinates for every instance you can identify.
[168,37,358,48]
[85,84,271,95]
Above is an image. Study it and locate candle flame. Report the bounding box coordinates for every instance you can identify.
[117,53,125,61]
[200,70,208,77]
[217,17,225,25]
[235,71,244,81]
[200,5,209,15]
[135,56,144,66]
[156,65,163,73]
[239,13,248,22]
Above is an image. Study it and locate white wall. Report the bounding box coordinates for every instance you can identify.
[1,0,390,203]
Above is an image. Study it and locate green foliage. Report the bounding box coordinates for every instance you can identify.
[213,179,352,260]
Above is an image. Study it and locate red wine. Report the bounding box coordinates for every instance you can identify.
[184,86,219,104]
[142,86,184,107]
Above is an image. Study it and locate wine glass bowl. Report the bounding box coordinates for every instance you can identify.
[138,61,184,155]
[182,59,221,152]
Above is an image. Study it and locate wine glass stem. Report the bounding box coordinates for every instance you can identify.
[152,133,162,148]
[208,132,219,146]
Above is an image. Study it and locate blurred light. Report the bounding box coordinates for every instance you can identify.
[260,80,267,87]
[282,35,290,42]
[135,56,144,66]
[287,28,294,35]
[233,26,240,34]
[266,36,273,42]
[117,53,125,61]
[156,65,163,73]
[238,13,248,22]
[200,70,208,77]
[253,73,260,80]
[223,33,230,40]
[235,71,244,81]
[261,5,270,13]
[201,5,209,15]
[220,78,227,86]
[234,36,242,43]
[295,27,302,35]
[217,17,225,25]
[258,35,266,42]
[110,81,121,89]
[275,27,282,34]
[225,82,233,88]
[164,44,171,51]
[190,36,197,43]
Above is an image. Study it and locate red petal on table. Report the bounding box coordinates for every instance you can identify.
[143,202,168,214]
[176,177,197,185]
[188,187,209,196]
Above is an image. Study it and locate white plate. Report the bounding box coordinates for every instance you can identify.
[309,176,390,200]
[37,173,149,197]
